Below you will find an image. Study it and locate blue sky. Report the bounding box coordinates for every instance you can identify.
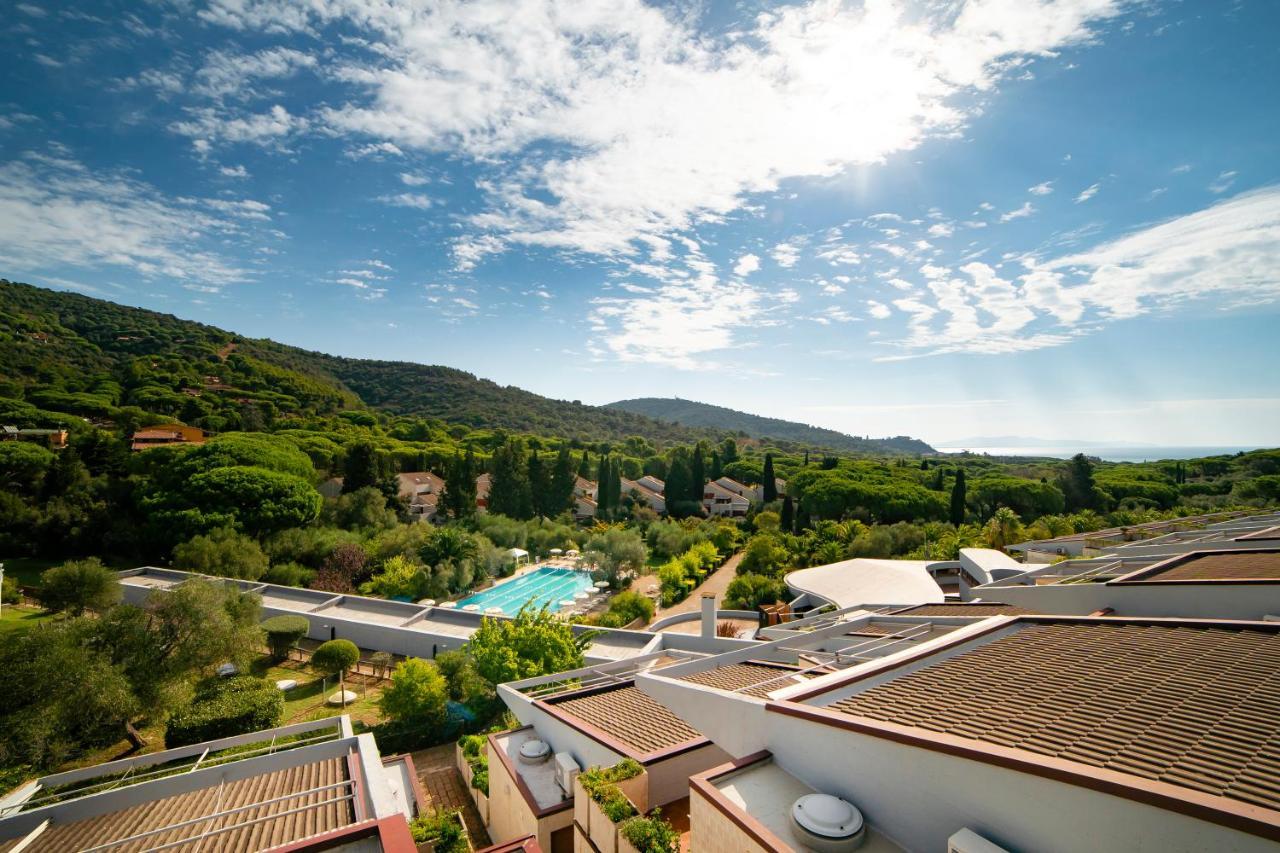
[2,0,1278,447]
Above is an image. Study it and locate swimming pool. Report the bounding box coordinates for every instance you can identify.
[457,566,597,614]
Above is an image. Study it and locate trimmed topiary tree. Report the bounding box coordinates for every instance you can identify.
[311,639,360,705]
[165,677,284,747]
[261,615,310,662]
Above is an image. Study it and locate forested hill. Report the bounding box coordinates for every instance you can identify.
[607,397,935,455]
[0,280,715,445]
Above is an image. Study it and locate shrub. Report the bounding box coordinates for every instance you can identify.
[409,810,466,851]
[35,558,121,615]
[470,767,489,795]
[605,590,654,626]
[262,561,314,587]
[165,677,284,747]
[172,527,269,581]
[261,615,310,662]
[379,658,449,729]
[620,811,680,853]
[1,573,19,605]
[311,639,360,678]
[580,758,643,820]
[724,573,785,610]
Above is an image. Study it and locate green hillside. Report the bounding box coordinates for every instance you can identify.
[0,280,710,445]
[607,397,934,455]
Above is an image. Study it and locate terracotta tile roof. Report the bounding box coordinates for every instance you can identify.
[1119,550,1280,582]
[551,685,703,756]
[891,602,1031,617]
[2,757,353,853]
[679,662,814,698]
[825,622,1280,812]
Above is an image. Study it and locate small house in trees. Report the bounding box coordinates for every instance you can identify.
[703,480,749,517]
[475,472,492,512]
[398,471,445,522]
[130,423,206,451]
[636,474,665,494]
[621,477,666,514]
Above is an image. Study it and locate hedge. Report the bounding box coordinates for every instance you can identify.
[261,614,310,661]
[165,677,284,748]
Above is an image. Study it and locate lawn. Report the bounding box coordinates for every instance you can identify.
[0,605,54,639]
[249,657,388,728]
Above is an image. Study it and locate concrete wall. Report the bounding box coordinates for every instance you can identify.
[488,739,543,846]
[645,743,732,808]
[766,714,1276,853]
[689,787,775,853]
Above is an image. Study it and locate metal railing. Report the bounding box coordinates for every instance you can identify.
[733,622,936,696]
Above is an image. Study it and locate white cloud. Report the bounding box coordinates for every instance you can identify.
[867,300,891,319]
[192,47,316,100]
[1075,182,1100,203]
[771,241,802,268]
[399,172,429,186]
[999,201,1035,222]
[219,164,250,178]
[170,104,308,148]
[927,221,954,238]
[377,192,432,210]
[1209,170,1237,194]
[196,0,1127,265]
[1028,181,1054,196]
[0,151,259,288]
[880,188,1280,357]
[733,253,760,277]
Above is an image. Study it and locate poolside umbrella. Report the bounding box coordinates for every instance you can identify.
[485,606,503,615]
[559,600,576,609]
[594,581,609,589]
[566,549,580,556]
[418,598,437,606]
[574,591,590,600]
[550,548,563,555]
[464,604,480,611]
[440,601,458,608]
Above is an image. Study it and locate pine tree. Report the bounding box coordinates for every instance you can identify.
[950,468,967,526]
[343,441,397,503]
[577,451,592,479]
[762,453,777,503]
[1060,453,1098,512]
[709,451,723,481]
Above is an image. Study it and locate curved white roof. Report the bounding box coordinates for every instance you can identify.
[785,558,945,609]
[959,547,1025,585]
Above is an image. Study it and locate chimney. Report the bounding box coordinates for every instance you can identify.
[701,593,717,639]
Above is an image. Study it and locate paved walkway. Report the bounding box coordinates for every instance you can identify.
[632,552,744,620]
[410,743,492,848]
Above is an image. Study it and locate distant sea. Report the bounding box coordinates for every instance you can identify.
[935,446,1265,463]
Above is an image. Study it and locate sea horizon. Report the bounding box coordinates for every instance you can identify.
[935,445,1268,463]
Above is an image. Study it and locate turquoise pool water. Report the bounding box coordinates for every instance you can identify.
[457,567,597,614]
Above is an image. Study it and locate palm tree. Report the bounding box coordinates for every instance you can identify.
[983,507,1025,551]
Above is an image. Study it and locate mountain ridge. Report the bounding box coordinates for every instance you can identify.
[607,397,934,455]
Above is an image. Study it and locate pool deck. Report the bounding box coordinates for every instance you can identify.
[456,562,599,614]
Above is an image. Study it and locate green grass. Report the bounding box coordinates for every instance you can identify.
[248,657,387,727]
[0,605,54,638]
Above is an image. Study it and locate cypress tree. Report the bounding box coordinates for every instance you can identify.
[578,451,592,479]
[780,495,795,533]
[550,446,576,515]
[489,438,533,519]
[690,445,707,504]
[442,451,477,519]
[950,468,967,526]
[762,453,777,503]
[527,450,549,516]
[596,453,612,519]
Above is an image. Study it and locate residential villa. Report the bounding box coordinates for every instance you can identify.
[620,477,666,514]
[636,474,665,494]
[703,480,750,517]
[0,425,68,450]
[398,470,445,521]
[129,423,206,451]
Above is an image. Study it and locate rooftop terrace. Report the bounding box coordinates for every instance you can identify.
[793,618,1280,828]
